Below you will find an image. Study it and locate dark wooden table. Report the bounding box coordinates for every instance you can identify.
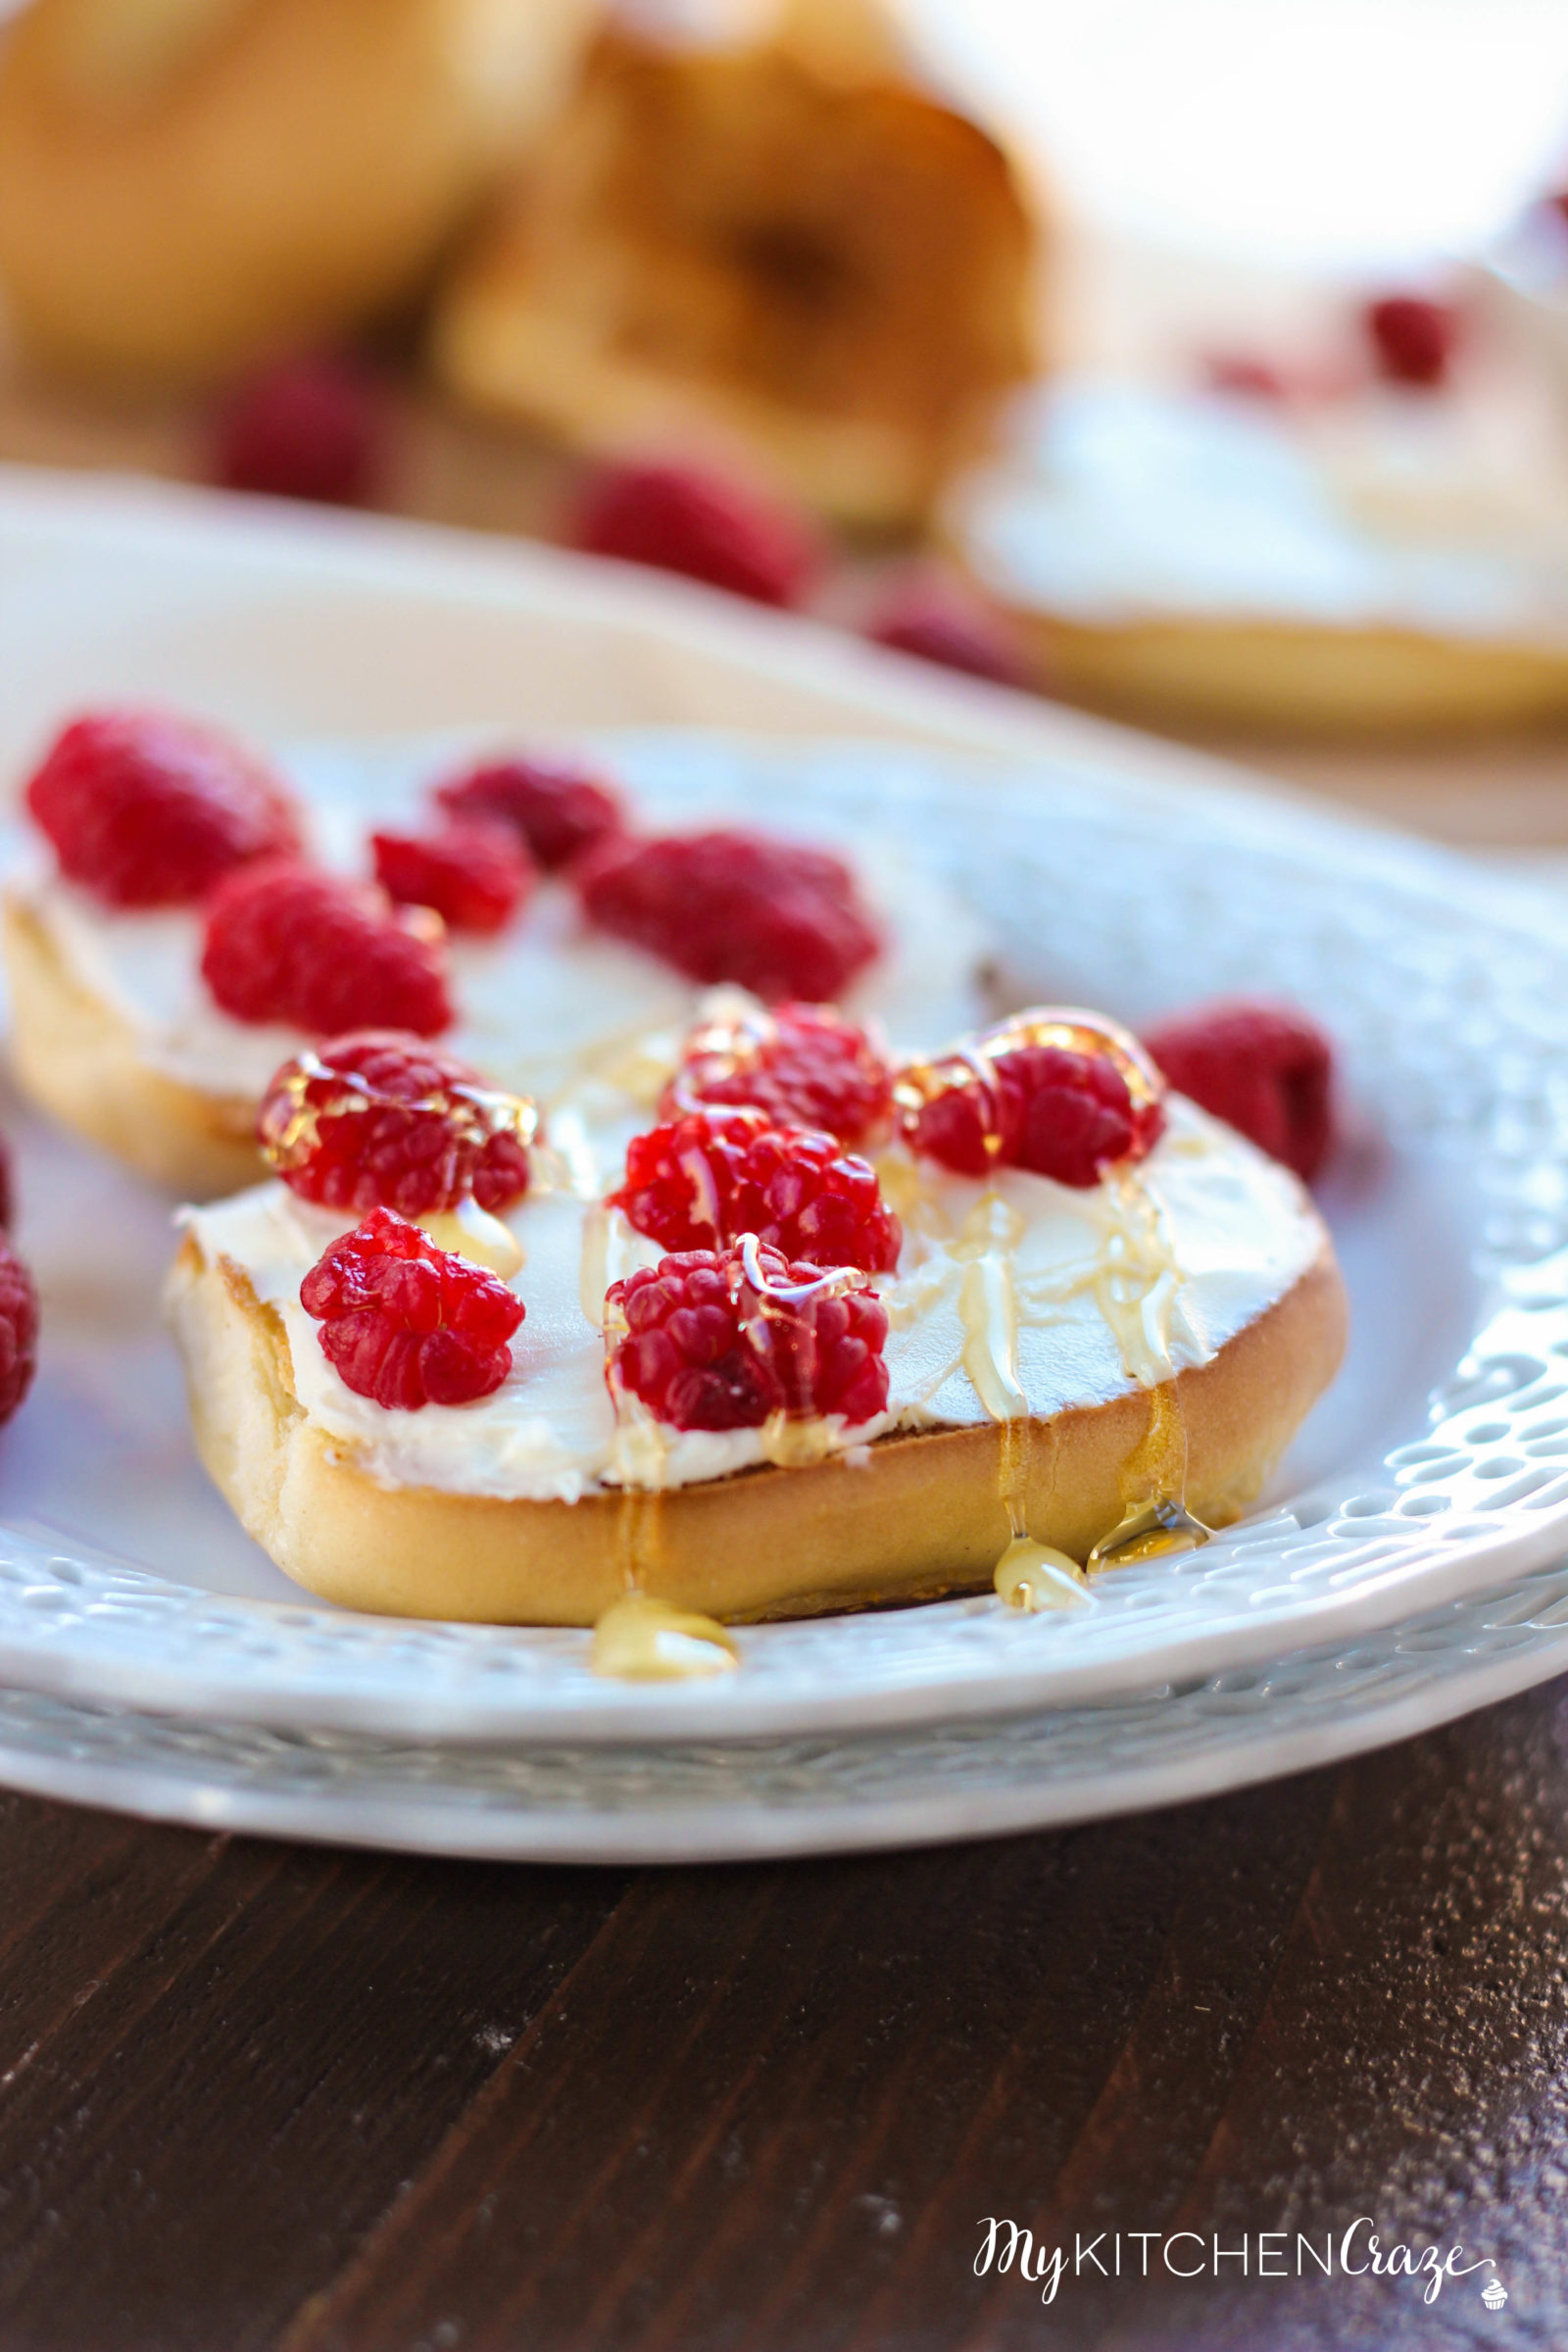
[2,1676,1565,2352]
[4,400,1568,2351]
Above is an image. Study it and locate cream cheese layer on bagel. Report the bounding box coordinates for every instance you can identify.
[951,377,1568,734]
[167,1095,1346,1623]
[3,734,988,1197]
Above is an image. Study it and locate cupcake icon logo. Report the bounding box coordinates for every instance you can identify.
[1482,2278,1508,2311]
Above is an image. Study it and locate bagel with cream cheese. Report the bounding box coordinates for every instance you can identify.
[0,0,592,381]
[430,4,1041,531]
[165,1081,1346,1625]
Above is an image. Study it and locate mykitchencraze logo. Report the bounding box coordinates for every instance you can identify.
[974,2219,1504,2310]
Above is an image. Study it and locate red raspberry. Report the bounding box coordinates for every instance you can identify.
[433,756,624,872]
[1142,1000,1336,1183]
[201,860,452,1035]
[662,1001,892,1148]
[371,822,531,936]
[301,1206,523,1409]
[609,1238,890,1433]
[0,1238,38,1427]
[865,572,1026,687]
[260,1031,537,1216]
[614,1109,900,1274]
[24,710,302,908]
[212,356,386,506]
[1365,294,1456,389]
[897,1012,1166,1186]
[571,459,819,608]
[1204,353,1289,400]
[578,829,880,1003]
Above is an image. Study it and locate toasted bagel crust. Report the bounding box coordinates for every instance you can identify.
[0,0,590,382]
[432,24,1040,530]
[987,600,1568,740]
[2,891,263,1196]
[165,1230,1347,1623]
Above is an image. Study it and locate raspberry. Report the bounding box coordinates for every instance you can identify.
[663,1001,893,1148]
[865,572,1025,687]
[0,1239,38,1427]
[897,1011,1166,1186]
[433,756,624,872]
[1142,1000,1336,1183]
[201,860,453,1035]
[260,1031,537,1216]
[608,1238,890,1433]
[301,1206,523,1409]
[371,822,531,936]
[1204,353,1289,400]
[571,459,819,608]
[24,710,302,908]
[578,829,880,1003]
[212,356,386,506]
[1365,294,1456,389]
[613,1108,901,1274]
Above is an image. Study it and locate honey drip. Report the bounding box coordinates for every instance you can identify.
[949,1192,1039,1560]
[416,1200,523,1280]
[1088,1378,1211,1570]
[885,1119,1213,1585]
[591,1592,738,1682]
[994,1538,1090,1612]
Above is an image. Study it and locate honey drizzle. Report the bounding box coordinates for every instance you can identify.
[1085,1174,1211,1570]
[593,1422,739,1686]
[591,1592,737,1682]
[949,1192,1038,1571]
[891,1132,1210,1596]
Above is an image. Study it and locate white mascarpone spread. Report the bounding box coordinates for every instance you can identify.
[180,1095,1325,1504]
[19,735,988,1110]
[955,376,1568,643]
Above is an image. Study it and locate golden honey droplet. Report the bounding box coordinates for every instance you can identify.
[1087,1495,1211,1572]
[591,1593,739,1683]
[994,1536,1091,1612]
[415,1200,523,1280]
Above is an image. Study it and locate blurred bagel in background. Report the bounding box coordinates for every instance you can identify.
[0,0,595,381]
[431,0,1043,530]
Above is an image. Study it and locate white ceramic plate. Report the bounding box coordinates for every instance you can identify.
[1,1564,1566,1861]
[3,470,1568,1767]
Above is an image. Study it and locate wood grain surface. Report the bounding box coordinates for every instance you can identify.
[3,383,1568,2351]
[0,1679,1565,2351]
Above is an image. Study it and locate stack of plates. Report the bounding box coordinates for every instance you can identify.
[3,468,1568,1861]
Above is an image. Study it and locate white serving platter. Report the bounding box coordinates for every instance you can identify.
[1,468,1567,1849]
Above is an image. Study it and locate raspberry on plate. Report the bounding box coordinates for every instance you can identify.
[1203,353,1291,401]
[1143,1000,1336,1183]
[300,1205,523,1410]
[260,1031,538,1217]
[371,822,531,936]
[24,710,303,908]
[1364,294,1456,389]
[432,756,624,872]
[612,1108,901,1274]
[571,459,819,608]
[577,829,881,1004]
[663,1001,894,1149]
[897,1010,1166,1187]
[608,1237,890,1433]
[0,1238,38,1428]
[864,571,1026,687]
[212,356,386,507]
[201,860,453,1036]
